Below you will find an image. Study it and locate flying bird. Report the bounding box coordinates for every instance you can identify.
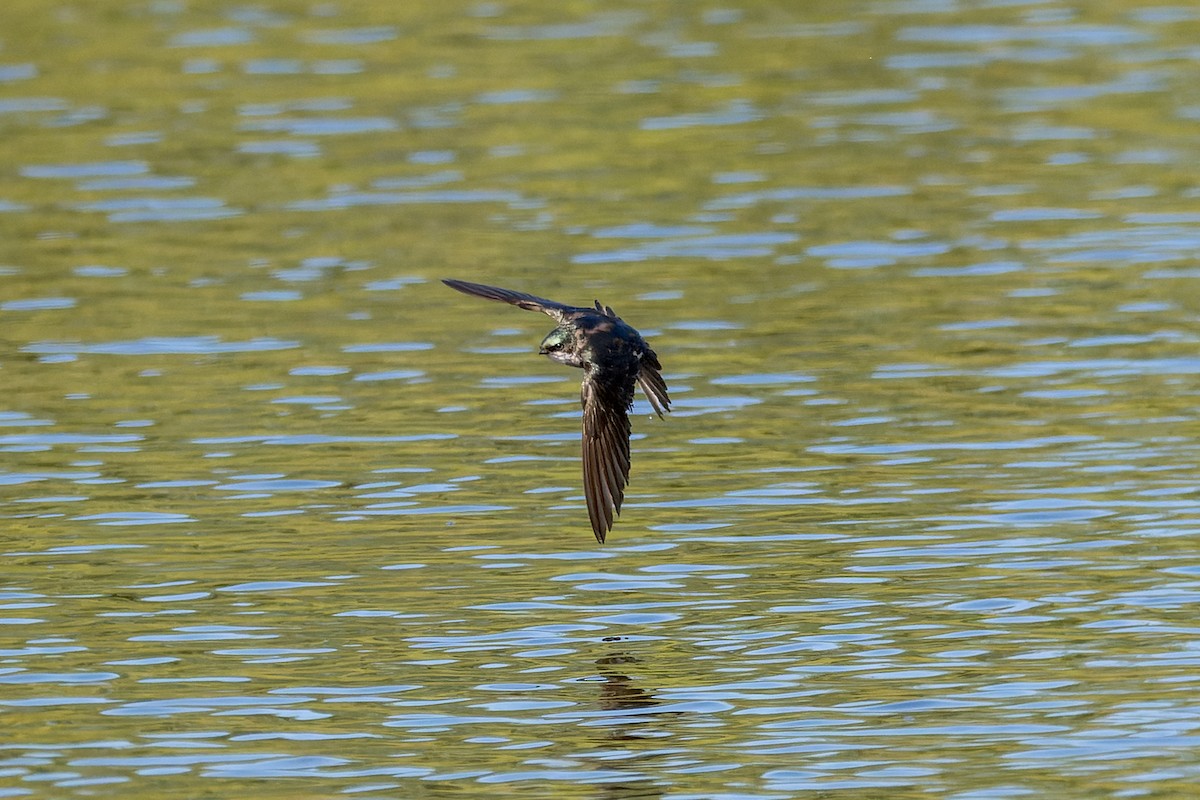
[443,278,671,543]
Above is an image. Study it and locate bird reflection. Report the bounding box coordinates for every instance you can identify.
[579,646,671,800]
[594,652,660,715]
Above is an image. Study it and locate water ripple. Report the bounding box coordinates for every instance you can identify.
[288,189,527,211]
[239,116,396,136]
[75,196,242,222]
[640,100,763,130]
[22,160,148,179]
[303,27,399,45]
[484,11,644,40]
[193,433,455,445]
[573,231,797,264]
[897,24,1148,46]
[24,336,298,355]
[705,185,910,210]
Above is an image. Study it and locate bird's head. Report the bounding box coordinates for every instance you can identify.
[539,325,582,367]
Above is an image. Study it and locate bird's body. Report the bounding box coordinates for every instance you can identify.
[442,278,670,542]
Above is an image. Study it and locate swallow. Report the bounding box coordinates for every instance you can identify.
[443,278,670,542]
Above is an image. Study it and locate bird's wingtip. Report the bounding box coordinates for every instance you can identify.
[443,278,479,296]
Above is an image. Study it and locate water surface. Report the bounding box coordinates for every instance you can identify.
[2,1,1200,797]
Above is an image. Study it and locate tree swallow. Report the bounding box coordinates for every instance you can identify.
[443,279,671,543]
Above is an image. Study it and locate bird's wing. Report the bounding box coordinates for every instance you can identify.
[591,301,671,419]
[443,279,577,322]
[636,347,671,419]
[580,371,633,543]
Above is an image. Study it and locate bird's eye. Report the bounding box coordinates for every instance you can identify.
[545,342,560,351]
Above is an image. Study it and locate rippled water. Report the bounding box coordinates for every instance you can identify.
[3,1,1200,798]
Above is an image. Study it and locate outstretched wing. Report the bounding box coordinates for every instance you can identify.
[580,370,633,544]
[443,278,579,322]
[637,347,671,418]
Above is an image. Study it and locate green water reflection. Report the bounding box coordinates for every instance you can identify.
[3,0,1200,797]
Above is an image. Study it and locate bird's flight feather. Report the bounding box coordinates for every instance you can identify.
[443,278,670,542]
[442,278,575,322]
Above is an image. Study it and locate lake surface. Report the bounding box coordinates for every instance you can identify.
[3,1,1200,797]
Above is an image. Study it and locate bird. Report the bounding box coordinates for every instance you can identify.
[442,278,670,543]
